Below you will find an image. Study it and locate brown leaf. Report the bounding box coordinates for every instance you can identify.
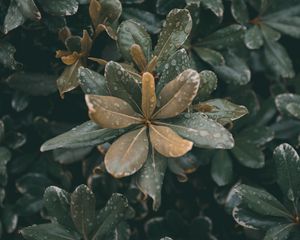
[105,127,149,178]
[85,95,143,129]
[89,0,101,27]
[130,44,147,72]
[56,50,70,58]
[80,30,93,55]
[142,72,157,119]
[149,125,193,157]
[61,52,80,65]
[153,69,200,119]
[95,24,117,40]
[58,27,72,43]
[88,57,108,65]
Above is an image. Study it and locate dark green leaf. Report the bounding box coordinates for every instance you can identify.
[264,223,295,240]
[37,0,79,16]
[0,41,20,69]
[193,47,225,66]
[231,0,249,24]
[211,150,234,186]
[276,93,300,119]
[244,26,264,50]
[194,70,218,101]
[202,0,224,18]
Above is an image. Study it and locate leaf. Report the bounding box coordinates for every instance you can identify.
[232,184,292,219]
[231,139,265,169]
[85,95,143,129]
[142,73,157,119]
[41,121,122,151]
[21,223,80,240]
[154,9,192,66]
[154,69,200,119]
[194,70,218,102]
[239,126,274,146]
[244,25,264,50]
[193,99,248,125]
[193,47,225,66]
[264,17,300,39]
[213,51,251,85]
[135,149,167,211]
[0,41,20,70]
[276,93,300,119]
[211,150,234,186]
[197,24,245,50]
[260,23,281,41]
[156,49,191,93]
[57,60,82,98]
[274,143,300,203]
[264,223,295,240]
[105,61,142,110]
[6,72,57,96]
[104,128,149,178]
[262,5,300,22]
[117,20,152,63]
[262,33,295,79]
[123,8,162,34]
[78,67,109,95]
[166,112,234,149]
[149,125,193,158]
[231,0,249,24]
[0,147,11,188]
[201,0,224,18]
[37,0,79,16]
[156,0,185,15]
[92,193,133,239]
[71,185,96,237]
[3,0,41,34]
[44,186,75,230]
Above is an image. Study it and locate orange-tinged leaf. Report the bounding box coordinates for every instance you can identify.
[142,72,156,119]
[149,125,193,157]
[130,44,147,72]
[81,30,93,55]
[58,27,72,43]
[61,52,80,65]
[56,50,70,58]
[105,127,149,178]
[89,0,101,27]
[88,57,108,65]
[95,24,117,40]
[85,95,143,129]
[153,69,200,119]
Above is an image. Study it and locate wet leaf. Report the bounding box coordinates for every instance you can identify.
[154,69,200,119]
[274,143,300,202]
[194,47,225,66]
[239,126,274,146]
[194,70,218,102]
[117,20,152,63]
[264,223,295,240]
[41,121,122,151]
[150,125,193,158]
[0,41,20,69]
[71,185,96,236]
[135,149,167,211]
[194,99,248,125]
[3,0,41,34]
[85,95,143,129]
[156,0,185,15]
[154,9,192,66]
[201,0,224,18]
[231,0,249,24]
[244,25,264,50]
[211,150,234,186]
[264,17,300,39]
[165,112,234,149]
[142,73,157,119]
[104,128,149,178]
[276,93,300,119]
[37,0,79,16]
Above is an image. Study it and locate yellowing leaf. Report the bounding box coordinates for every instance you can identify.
[142,72,156,119]
[149,125,193,157]
[154,69,200,119]
[85,95,143,129]
[130,44,148,72]
[105,127,149,178]
[61,52,80,65]
[80,30,93,55]
[89,0,101,27]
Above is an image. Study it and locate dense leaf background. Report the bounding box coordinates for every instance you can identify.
[1,0,300,239]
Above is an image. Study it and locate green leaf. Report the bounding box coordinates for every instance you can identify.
[239,126,274,146]
[91,193,134,240]
[260,23,281,41]
[194,99,248,125]
[211,150,234,186]
[201,0,224,18]
[213,51,251,85]
[232,184,292,219]
[154,9,192,67]
[194,70,218,101]
[44,186,75,230]
[37,0,79,16]
[0,41,20,70]
[135,149,167,211]
[157,49,191,93]
[244,26,264,50]
[57,60,82,98]
[105,61,142,111]
[263,5,300,22]
[40,121,123,151]
[197,24,245,50]
[193,47,225,66]
[231,0,249,24]
[78,67,109,95]
[165,112,234,149]
[71,185,96,237]
[276,93,300,119]
[3,0,41,34]
[156,0,185,15]
[264,17,300,39]
[231,139,265,169]
[117,20,152,63]
[274,143,300,203]
[262,33,295,79]
[0,147,11,191]
[21,223,81,240]
[264,223,295,240]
